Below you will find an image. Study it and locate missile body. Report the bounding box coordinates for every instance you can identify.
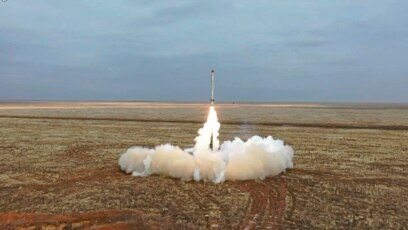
[211,70,215,104]
[210,69,215,151]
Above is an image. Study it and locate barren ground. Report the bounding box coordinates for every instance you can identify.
[0,102,407,229]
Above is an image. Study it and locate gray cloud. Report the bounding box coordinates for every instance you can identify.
[0,0,407,102]
[284,40,328,48]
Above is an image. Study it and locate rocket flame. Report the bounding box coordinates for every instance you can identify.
[194,106,220,152]
[119,106,294,183]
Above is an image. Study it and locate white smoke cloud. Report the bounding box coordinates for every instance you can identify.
[119,106,294,183]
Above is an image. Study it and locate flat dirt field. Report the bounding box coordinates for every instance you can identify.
[0,102,407,229]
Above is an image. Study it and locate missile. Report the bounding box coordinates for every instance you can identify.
[210,69,215,151]
[210,69,215,104]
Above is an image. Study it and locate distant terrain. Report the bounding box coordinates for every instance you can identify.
[0,102,407,229]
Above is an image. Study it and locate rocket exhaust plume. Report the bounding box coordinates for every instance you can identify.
[119,70,294,183]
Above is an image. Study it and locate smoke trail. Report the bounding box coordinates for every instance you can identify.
[119,106,294,183]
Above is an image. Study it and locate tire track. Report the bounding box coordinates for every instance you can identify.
[234,178,288,229]
[0,209,174,229]
[1,115,407,130]
[176,183,229,229]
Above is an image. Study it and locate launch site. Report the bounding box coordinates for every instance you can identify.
[1,101,407,229]
[1,1,408,229]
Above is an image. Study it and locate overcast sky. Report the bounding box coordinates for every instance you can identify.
[0,1,407,102]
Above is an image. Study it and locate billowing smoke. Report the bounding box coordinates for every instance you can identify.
[119,106,294,183]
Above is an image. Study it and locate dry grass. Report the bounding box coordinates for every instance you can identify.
[0,102,407,229]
